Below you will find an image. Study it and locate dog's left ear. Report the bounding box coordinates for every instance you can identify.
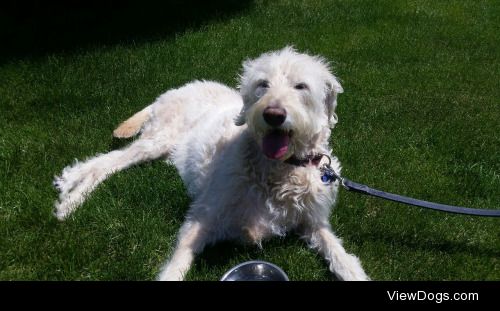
[325,77,343,128]
[234,107,246,126]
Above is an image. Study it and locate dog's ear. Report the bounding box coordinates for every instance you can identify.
[325,77,343,128]
[234,107,246,126]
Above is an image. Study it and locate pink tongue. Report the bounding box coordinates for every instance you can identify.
[262,131,290,159]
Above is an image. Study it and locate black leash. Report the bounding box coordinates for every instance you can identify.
[317,155,500,217]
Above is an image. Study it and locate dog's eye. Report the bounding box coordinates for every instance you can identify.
[257,80,270,88]
[255,80,269,98]
[294,83,308,90]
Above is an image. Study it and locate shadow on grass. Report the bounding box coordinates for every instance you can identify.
[190,236,336,281]
[0,0,253,64]
[358,228,500,258]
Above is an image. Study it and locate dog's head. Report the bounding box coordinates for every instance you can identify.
[235,47,343,161]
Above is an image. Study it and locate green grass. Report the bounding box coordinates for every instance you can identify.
[1,0,499,280]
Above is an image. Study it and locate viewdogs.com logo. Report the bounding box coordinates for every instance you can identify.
[387,291,478,303]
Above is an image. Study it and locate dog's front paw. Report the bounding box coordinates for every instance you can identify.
[332,253,370,281]
[53,201,74,221]
[156,268,185,281]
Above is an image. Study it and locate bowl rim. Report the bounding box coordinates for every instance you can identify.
[220,260,289,281]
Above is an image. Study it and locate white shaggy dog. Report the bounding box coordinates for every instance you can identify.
[54,47,369,281]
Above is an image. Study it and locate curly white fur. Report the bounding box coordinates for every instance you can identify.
[54,47,369,281]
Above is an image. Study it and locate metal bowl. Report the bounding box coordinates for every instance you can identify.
[220,260,289,281]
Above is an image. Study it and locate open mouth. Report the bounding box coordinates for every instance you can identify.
[262,129,292,160]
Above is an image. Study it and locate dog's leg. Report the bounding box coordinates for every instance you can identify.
[54,135,170,220]
[157,220,208,281]
[306,226,369,281]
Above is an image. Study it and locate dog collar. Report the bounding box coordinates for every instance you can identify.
[284,154,324,167]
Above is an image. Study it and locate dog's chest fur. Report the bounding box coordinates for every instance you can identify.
[240,160,338,243]
[185,131,340,244]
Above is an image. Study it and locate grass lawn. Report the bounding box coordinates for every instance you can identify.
[0,0,499,281]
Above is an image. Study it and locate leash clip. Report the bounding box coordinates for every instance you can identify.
[319,154,347,188]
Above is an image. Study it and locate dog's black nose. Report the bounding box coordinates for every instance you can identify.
[263,106,287,127]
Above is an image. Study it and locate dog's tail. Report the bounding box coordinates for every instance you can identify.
[113,106,152,138]
[53,135,169,220]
